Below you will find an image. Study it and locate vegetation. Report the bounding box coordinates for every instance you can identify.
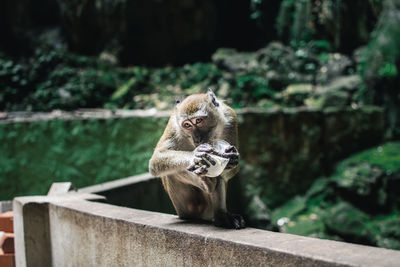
[1,0,399,251]
[271,142,400,249]
[0,47,275,111]
[359,0,400,138]
[0,117,167,199]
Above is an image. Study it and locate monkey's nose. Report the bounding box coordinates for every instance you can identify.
[193,130,208,146]
[193,137,205,146]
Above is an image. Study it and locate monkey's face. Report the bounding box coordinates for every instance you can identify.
[175,91,220,147]
[180,114,217,146]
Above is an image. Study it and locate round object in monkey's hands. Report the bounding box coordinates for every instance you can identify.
[196,140,239,170]
[189,140,237,177]
[188,143,229,177]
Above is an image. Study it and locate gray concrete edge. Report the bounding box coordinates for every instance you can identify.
[43,197,400,266]
[78,172,155,194]
[0,106,382,124]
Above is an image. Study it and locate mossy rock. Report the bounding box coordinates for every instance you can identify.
[323,202,374,245]
[276,84,313,106]
[271,196,307,225]
[373,215,400,250]
[212,48,259,72]
[270,141,400,250]
[335,142,400,174]
[283,212,325,237]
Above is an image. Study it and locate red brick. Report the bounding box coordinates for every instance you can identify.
[0,212,13,233]
[0,249,15,267]
[1,233,14,254]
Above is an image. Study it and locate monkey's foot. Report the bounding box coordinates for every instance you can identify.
[214,211,246,229]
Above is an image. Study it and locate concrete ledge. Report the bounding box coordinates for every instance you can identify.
[78,173,154,194]
[14,196,400,267]
[0,109,171,124]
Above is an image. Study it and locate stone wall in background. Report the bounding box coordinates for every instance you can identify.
[236,107,383,209]
[0,107,388,245]
[0,107,384,205]
[0,113,168,200]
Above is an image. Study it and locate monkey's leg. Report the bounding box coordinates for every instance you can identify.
[211,178,246,229]
[164,176,212,220]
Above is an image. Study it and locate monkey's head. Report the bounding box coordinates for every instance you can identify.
[175,89,222,146]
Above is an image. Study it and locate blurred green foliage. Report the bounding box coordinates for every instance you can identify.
[0,0,399,251]
[0,46,282,111]
[361,0,400,85]
[358,0,400,138]
[0,117,167,200]
[0,48,132,111]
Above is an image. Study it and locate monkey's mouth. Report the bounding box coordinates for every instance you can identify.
[193,140,202,147]
[192,129,211,147]
[193,138,208,147]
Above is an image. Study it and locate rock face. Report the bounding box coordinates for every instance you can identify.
[274,0,381,53]
[212,42,358,97]
[57,0,219,65]
[0,0,60,54]
[57,0,126,55]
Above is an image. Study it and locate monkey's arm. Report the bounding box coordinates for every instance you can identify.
[150,148,218,191]
[149,149,193,177]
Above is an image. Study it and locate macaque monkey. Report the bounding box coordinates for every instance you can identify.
[149,89,245,229]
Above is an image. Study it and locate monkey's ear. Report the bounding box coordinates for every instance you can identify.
[207,88,220,107]
[175,96,184,106]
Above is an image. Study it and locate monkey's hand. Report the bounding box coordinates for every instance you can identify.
[196,143,239,169]
[187,144,217,176]
[222,145,239,169]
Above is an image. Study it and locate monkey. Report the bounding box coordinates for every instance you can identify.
[149,89,245,229]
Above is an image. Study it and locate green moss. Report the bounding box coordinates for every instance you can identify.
[272,142,400,250]
[378,62,398,78]
[372,213,400,249]
[271,196,307,224]
[335,142,400,174]
[284,212,325,237]
[0,117,168,200]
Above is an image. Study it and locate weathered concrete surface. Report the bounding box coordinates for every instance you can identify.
[14,195,400,267]
[0,109,170,124]
[13,196,51,267]
[13,193,105,267]
[47,182,76,196]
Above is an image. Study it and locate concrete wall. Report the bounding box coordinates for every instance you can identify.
[13,188,400,267]
[1,107,384,207]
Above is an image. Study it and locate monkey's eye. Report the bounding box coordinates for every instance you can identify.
[195,118,203,124]
[183,122,192,129]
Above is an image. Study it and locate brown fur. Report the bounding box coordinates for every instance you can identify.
[149,91,243,227]
[179,94,207,115]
